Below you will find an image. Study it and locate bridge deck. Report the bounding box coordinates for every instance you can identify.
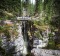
[17,17,39,21]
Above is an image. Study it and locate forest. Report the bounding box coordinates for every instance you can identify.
[0,0,60,56]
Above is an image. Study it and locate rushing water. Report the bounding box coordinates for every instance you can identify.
[14,23,27,56]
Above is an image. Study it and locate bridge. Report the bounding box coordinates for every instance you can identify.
[17,16,39,21]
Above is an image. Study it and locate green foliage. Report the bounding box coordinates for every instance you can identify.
[56,44,60,49]
[34,0,54,27]
[50,0,60,29]
[34,19,45,26]
[48,33,54,37]
[0,0,23,18]
[50,15,60,29]
[34,31,43,40]
[28,4,35,16]
[0,26,3,30]
[46,40,56,49]
[0,0,22,12]
[23,0,35,16]
[35,0,43,13]
[0,26,4,33]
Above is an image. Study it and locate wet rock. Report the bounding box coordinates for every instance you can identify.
[31,48,60,56]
